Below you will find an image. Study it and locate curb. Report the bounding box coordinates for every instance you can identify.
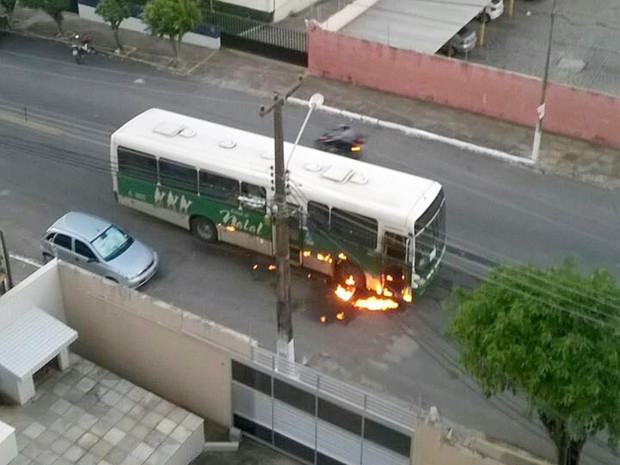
[7,28,196,76]
[287,97,536,167]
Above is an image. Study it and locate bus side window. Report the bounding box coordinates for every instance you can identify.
[159,159,197,193]
[117,147,157,183]
[199,170,239,205]
[240,182,266,213]
[307,201,329,233]
[331,208,378,249]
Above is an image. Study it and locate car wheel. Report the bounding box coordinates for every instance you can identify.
[191,217,218,243]
[484,13,491,22]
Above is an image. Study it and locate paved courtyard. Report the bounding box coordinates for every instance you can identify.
[1,353,203,465]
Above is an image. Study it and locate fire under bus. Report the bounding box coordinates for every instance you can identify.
[110,109,446,308]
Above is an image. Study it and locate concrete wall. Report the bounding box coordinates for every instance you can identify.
[0,421,17,465]
[273,0,316,22]
[57,263,256,428]
[78,4,221,49]
[205,0,314,21]
[0,261,64,324]
[412,423,552,465]
[307,24,620,149]
[319,0,380,32]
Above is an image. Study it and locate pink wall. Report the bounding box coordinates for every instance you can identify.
[307,24,620,149]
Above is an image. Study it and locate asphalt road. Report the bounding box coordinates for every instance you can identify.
[1,36,619,465]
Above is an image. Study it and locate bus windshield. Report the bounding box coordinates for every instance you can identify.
[415,189,446,282]
[91,226,133,261]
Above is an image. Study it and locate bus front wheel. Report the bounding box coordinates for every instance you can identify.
[191,217,218,243]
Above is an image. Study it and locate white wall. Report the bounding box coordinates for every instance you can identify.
[57,263,256,427]
[0,421,17,465]
[211,0,315,21]
[319,0,380,32]
[0,261,64,325]
[78,5,221,49]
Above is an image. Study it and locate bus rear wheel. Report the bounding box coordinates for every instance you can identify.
[335,261,366,290]
[191,217,218,243]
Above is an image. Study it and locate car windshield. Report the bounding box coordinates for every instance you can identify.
[90,225,133,261]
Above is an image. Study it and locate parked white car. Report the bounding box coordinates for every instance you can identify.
[478,0,505,22]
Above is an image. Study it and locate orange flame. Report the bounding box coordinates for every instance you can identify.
[268,264,276,271]
[353,296,399,311]
[402,288,413,303]
[345,275,356,286]
[338,253,347,260]
[320,315,327,323]
[303,250,311,257]
[226,225,235,232]
[334,284,354,302]
[336,312,345,321]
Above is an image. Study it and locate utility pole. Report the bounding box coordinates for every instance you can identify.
[532,0,557,163]
[0,230,13,295]
[259,77,303,363]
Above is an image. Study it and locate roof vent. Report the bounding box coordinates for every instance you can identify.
[321,166,353,183]
[179,128,196,138]
[304,163,322,172]
[153,122,186,137]
[218,139,237,149]
[350,172,368,185]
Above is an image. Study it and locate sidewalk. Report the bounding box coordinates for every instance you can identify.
[7,9,619,189]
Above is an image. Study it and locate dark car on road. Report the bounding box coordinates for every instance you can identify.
[314,124,366,158]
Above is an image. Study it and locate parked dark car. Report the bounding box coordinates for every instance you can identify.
[314,125,366,158]
[439,25,478,56]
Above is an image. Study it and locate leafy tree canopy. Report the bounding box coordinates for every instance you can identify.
[449,261,620,465]
[20,0,68,17]
[96,0,131,29]
[0,0,17,16]
[142,0,200,40]
[20,0,70,32]
[96,0,131,50]
[141,0,201,63]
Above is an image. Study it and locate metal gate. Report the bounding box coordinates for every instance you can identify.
[204,12,307,66]
[231,346,419,465]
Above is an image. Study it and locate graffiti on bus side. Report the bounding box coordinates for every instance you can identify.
[154,187,193,214]
[220,208,265,235]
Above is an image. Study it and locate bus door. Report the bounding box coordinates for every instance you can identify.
[382,231,410,289]
[287,203,302,265]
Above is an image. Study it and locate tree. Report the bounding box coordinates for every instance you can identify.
[96,0,131,52]
[20,0,70,35]
[449,261,620,465]
[141,0,201,66]
[0,0,17,29]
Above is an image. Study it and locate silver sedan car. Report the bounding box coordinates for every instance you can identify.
[41,212,158,288]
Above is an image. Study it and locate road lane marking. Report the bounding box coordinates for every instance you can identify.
[0,110,63,136]
[9,253,43,269]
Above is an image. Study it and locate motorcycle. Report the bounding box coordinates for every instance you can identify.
[70,33,95,64]
[314,124,366,159]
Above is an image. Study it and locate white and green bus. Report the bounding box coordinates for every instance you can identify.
[110,108,446,303]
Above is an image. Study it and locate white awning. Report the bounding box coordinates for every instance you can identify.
[0,308,77,381]
[342,0,488,53]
